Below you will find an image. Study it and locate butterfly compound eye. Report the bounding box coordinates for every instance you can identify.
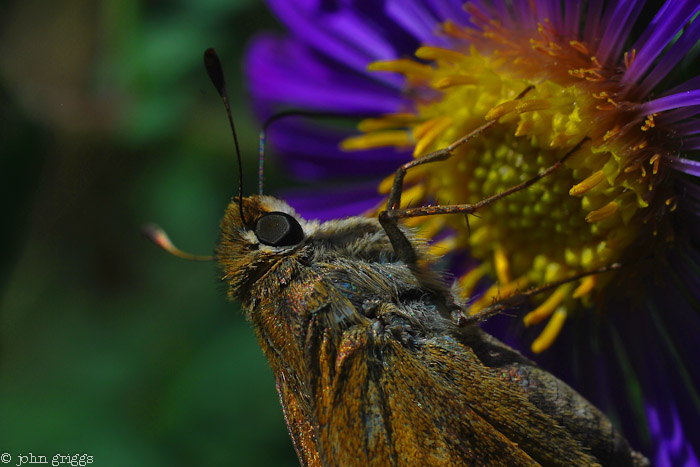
[254,212,305,247]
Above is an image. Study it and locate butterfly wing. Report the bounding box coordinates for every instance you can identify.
[302,300,601,466]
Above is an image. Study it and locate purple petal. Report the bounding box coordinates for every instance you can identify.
[505,0,534,29]
[667,119,700,137]
[327,10,403,61]
[663,75,700,98]
[385,0,450,46]
[266,0,398,83]
[642,90,700,114]
[611,289,700,463]
[424,0,471,26]
[562,1,582,38]
[540,0,563,32]
[281,181,385,221]
[622,1,700,89]
[658,107,700,126]
[633,16,700,97]
[644,272,700,465]
[583,0,605,43]
[674,135,700,151]
[665,156,700,176]
[471,0,513,27]
[625,0,674,62]
[676,178,700,219]
[648,404,700,467]
[246,34,408,114]
[266,120,410,180]
[656,77,700,124]
[596,0,646,67]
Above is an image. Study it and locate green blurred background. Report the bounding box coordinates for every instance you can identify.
[0,1,299,465]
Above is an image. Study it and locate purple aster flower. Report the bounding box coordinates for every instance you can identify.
[245,1,700,465]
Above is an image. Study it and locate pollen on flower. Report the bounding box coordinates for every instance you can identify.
[531,307,568,354]
[573,275,597,299]
[523,283,574,326]
[569,170,607,195]
[345,10,675,353]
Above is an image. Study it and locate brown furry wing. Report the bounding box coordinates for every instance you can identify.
[302,307,601,466]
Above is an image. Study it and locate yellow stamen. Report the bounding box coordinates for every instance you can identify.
[569,41,589,55]
[515,119,534,136]
[573,275,597,298]
[597,102,618,111]
[624,162,641,174]
[649,153,660,175]
[341,131,411,151]
[433,75,478,89]
[569,170,606,196]
[516,99,552,113]
[666,196,678,212]
[413,117,453,157]
[485,100,520,120]
[550,132,570,147]
[494,245,512,284]
[586,201,618,223]
[514,56,537,66]
[523,283,574,326]
[603,125,621,141]
[470,276,529,312]
[414,117,443,140]
[368,59,433,80]
[458,264,489,299]
[531,307,568,353]
[357,113,419,132]
[416,46,467,63]
[442,20,473,40]
[548,41,563,52]
[641,114,655,131]
[400,184,426,208]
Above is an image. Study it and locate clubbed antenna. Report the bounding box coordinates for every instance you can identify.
[204,48,246,225]
[142,223,214,261]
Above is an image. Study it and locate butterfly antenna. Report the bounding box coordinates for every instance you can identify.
[142,224,215,261]
[258,126,267,195]
[204,48,246,225]
[257,109,379,195]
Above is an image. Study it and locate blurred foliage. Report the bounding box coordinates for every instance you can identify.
[0,0,298,465]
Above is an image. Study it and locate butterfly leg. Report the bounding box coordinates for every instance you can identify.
[379,131,589,265]
[378,85,535,265]
[379,120,499,264]
[465,260,624,325]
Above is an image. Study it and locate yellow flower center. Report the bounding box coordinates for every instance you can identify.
[342,17,676,352]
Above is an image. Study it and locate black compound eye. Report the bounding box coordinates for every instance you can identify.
[254,212,305,247]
